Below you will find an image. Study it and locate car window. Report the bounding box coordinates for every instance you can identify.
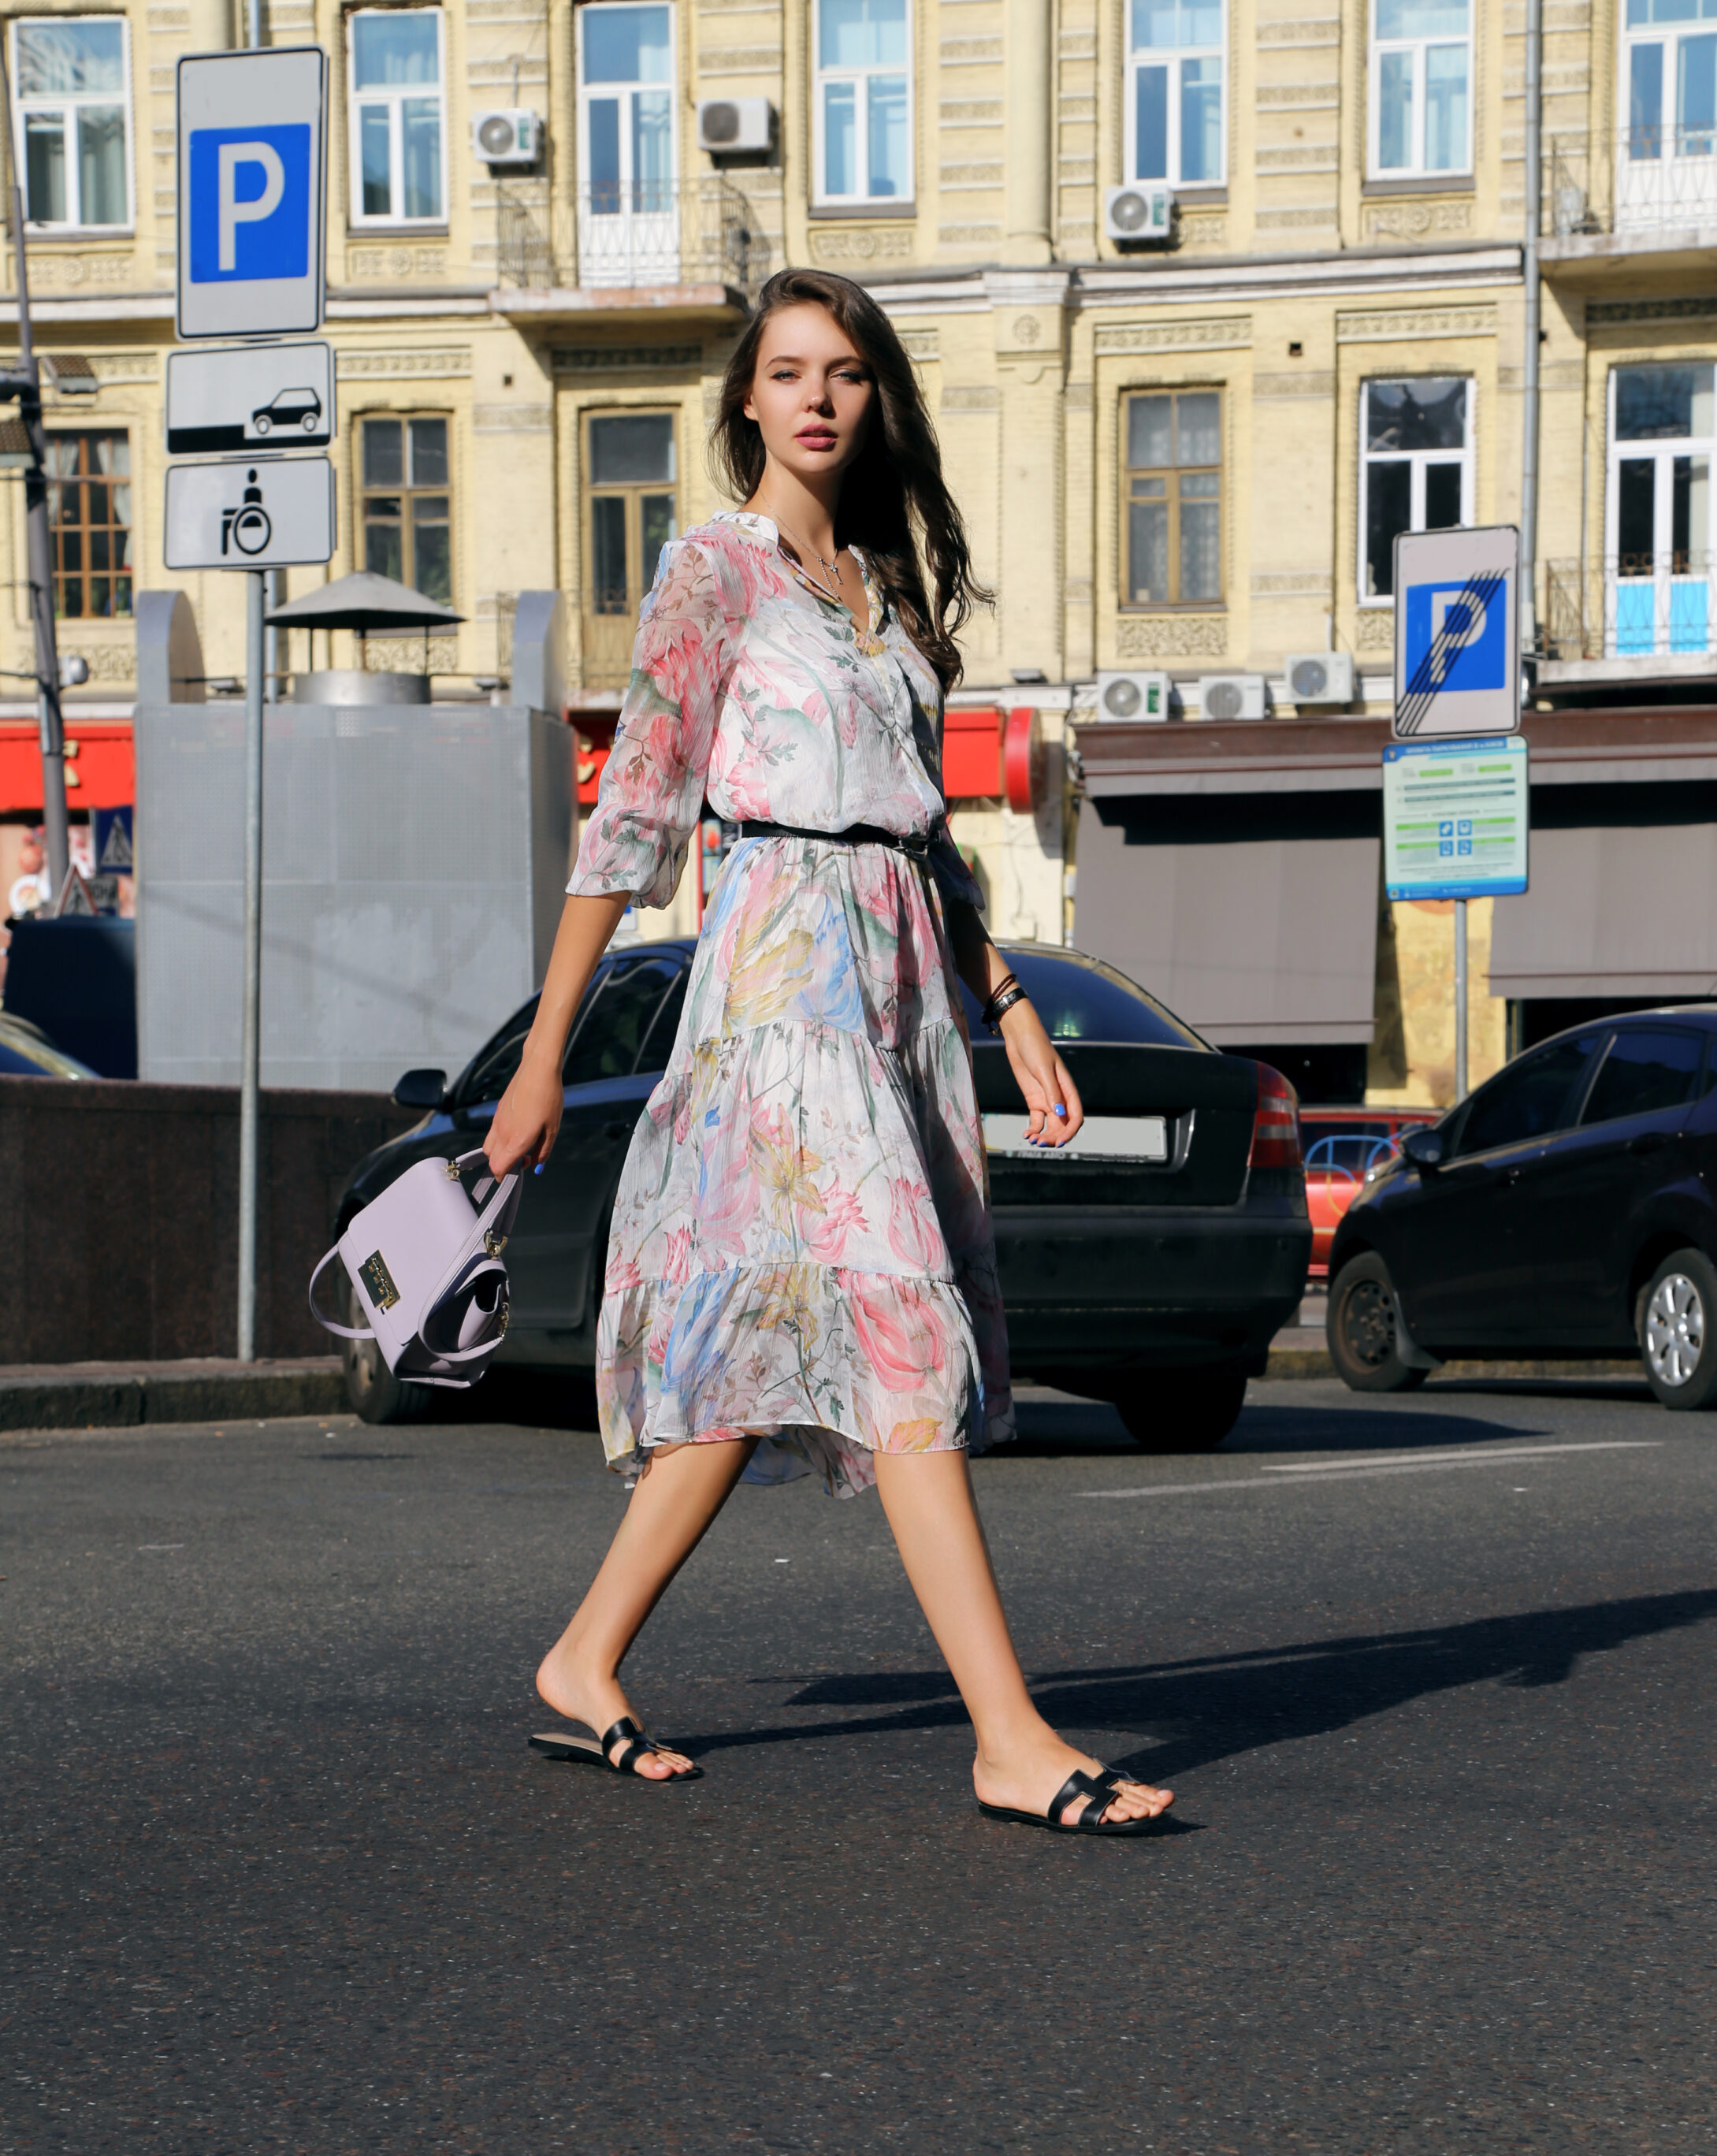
[563,957,681,1087]
[964,950,1205,1049]
[636,970,688,1074]
[1580,1027,1705,1126]
[1452,1035,1599,1158]
[459,994,543,1106]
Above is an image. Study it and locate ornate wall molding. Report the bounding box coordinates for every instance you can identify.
[1176,213,1228,250]
[473,403,553,433]
[1362,197,1474,241]
[340,347,472,378]
[61,642,134,684]
[1115,613,1228,659]
[22,252,133,288]
[347,245,448,281]
[1095,316,1251,354]
[552,342,702,371]
[1254,370,1336,396]
[1336,304,1496,343]
[363,634,458,672]
[1251,571,1333,597]
[808,226,916,264]
[1587,296,1717,326]
[896,327,939,362]
[1355,608,1395,649]
[942,385,1002,411]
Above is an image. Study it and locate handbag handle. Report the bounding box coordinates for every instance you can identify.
[308,1244,371,1340]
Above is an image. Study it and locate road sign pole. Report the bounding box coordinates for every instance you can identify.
[1454,897,1469,1103]
[237,567,266,1362]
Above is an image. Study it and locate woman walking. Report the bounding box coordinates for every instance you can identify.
[484,268,1173,1835]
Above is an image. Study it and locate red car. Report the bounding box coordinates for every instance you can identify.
[1301,1108,1438,1278]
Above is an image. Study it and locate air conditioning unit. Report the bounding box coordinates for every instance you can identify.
[1105,182,1173,245]
[697,98,775,154]
[1285,651,1355,707]
[1092,669,1172,722]
[471,110,541,165]
[1197,672,1268,722]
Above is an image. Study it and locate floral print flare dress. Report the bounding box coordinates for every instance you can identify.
[566,510,1016,1496]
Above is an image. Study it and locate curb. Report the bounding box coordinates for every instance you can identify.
[0,1364,345,1433]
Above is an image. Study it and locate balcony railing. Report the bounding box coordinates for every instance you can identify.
[1545,555,1717,661]
[494,180,768,297]
[1544,129,1717,239]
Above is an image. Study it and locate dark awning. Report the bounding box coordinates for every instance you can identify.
[266,570,463,633]
[1489,821,1717,999]
[1073,794,1380,1046]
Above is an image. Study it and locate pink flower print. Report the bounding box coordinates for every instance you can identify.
[663,1225,693,1285]
[886,1174,946,1273]
[605,1249,644,1294]
[843,1273,946,1393]
[804,1181,866,1263]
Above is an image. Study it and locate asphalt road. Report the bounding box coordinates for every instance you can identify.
[5,1375,1716,2154]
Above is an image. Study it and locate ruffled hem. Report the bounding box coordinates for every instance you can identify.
[596,1262,1015,1500]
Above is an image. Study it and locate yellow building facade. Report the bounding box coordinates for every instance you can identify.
[4,0,1714,1099]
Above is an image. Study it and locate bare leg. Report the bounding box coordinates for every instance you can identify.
[873,1449,1173,1826]
[537,1436,760,1779]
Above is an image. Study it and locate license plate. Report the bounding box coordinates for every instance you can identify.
[983,1113,1169,1162]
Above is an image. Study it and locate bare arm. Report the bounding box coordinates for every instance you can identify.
[482,891,633,1178]
[944,897,1084,1149]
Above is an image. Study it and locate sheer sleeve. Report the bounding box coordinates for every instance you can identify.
[567,539,727,909]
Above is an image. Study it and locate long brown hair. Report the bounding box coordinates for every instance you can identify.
[713,267,990,690]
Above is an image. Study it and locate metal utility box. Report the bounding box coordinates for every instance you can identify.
[135,699,572,1090]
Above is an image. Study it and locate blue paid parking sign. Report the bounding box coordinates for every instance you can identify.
[177,48,326,340]
[1392,523,1521,739]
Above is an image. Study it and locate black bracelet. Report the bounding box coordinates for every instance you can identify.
[984,986,1029,1032]
[979,972,1018,1026]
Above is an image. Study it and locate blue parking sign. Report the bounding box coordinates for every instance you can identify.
[188,125,312,284]
[177,49,325,340]
[1392,525,1520,739]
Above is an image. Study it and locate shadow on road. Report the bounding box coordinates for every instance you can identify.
[1000,1395,1563,1459]
[697,1590,1717,1785]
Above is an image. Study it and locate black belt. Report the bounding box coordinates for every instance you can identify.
[738,818,941,861]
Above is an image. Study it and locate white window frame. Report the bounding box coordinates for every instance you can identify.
[1124,2,1227,192]
[1367,0,1473,181]
[347,6,447,229]
[1356,375,1475,606]
[812,0,916,208]
[575,2,678,203]
[9,16,134,233]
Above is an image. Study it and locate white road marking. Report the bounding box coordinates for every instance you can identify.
[1082,1439,1662,1500]
[1262,1440,1661,1474]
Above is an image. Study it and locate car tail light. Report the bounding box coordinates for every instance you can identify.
[1248,1065,1302,1169]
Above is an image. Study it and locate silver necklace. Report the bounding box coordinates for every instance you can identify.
[765,500,845,604]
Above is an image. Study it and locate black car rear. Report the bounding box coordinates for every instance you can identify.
[336,941,1310,1447]
[1327,1006,1717,1407]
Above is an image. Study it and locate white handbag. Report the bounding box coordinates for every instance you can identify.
[309,1148,522,1388]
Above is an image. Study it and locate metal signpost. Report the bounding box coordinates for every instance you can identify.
[173,45,332,1361]
[1391,526,1528,1102]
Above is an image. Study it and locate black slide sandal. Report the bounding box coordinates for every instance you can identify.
[979,1766,1165,1836]
[528,1714,703,1782]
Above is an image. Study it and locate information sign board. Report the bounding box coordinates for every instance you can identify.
[1392,523,1521,740]
[165,340,333,455]
[164,455,336,570]
[176,48,327,340]
[1383,735,1529,901]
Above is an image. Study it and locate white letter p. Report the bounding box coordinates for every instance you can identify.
[217,141,285,272]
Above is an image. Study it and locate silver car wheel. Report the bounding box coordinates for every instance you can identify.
[1645,1272,1706,1388]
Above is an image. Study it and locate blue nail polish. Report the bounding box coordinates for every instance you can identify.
[534,1162,545,1175]
[1053,1104,1067,1117]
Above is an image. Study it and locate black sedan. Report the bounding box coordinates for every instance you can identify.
[335,941,1310,1448]
[1327,1006,1717,1407]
